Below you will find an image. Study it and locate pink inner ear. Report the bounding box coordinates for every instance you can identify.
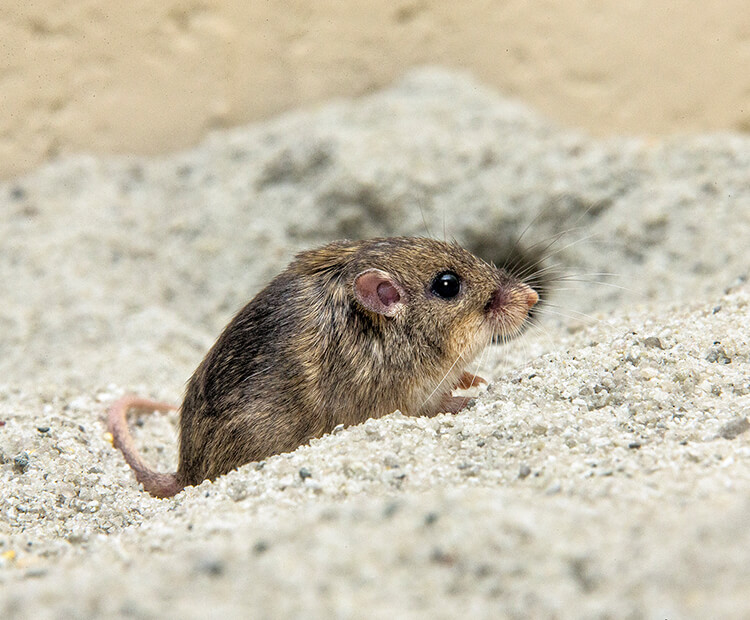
[354,269,405,317]
[376,281,400,306]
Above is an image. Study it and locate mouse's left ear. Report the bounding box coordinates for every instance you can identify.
[353,269,407,317]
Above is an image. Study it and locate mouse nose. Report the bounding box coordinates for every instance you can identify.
[523,285,539,309]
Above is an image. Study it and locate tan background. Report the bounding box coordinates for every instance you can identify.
[2,0,750,179]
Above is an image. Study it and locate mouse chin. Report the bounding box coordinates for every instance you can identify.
[490,325,527,344]
[489,308,534,342]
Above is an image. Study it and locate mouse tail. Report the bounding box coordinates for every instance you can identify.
[107,396,183,498]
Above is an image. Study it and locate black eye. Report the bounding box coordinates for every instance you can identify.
[431,271,461,299]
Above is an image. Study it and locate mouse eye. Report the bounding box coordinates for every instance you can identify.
[431,271,461,300]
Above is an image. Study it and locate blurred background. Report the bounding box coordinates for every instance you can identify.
[2,2,750,393]
[3,0,750,178]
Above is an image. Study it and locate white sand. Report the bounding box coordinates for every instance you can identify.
[1,69,749,618]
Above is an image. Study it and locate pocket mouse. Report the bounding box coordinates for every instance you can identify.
[108,237,539,497]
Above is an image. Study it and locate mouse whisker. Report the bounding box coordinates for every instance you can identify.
[542,270,639,300]
[537,304,603,325]
[546,271,620,280]
[469,332,493,387]
[547,277,634,294]
[506,222,589,269]
[499,191,599,269]
[500,215,550,271]
[419,204,432,238]
[503,258,555,283]
[420,336,477,414]
[515,260,562,277]
[532,231,598,262]
[521,320,555,357]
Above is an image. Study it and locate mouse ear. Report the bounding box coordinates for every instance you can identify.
[353,269,407,317]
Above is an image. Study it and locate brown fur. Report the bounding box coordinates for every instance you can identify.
[108,237,538,497]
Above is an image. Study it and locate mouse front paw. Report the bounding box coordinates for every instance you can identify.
[438,395,476,414]
[455,372,487,390]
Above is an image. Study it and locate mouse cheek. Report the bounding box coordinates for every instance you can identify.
[450,310,491,358]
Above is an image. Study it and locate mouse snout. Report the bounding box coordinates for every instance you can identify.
[490,282,538,312]
[486,282,539,333]
[521,283,539,310]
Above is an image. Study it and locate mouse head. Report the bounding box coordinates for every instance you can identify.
[344,237,538,360]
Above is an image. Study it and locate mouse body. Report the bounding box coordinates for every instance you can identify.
[109,237,539,497]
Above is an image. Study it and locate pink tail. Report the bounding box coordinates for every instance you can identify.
[107,396,183,498]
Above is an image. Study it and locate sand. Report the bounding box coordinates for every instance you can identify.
[1,68,749,618]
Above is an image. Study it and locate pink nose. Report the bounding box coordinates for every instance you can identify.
[525,287,539,309]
